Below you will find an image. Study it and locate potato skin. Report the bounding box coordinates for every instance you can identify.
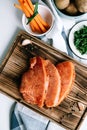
[75,0,87,12]
[65,2,78,15]
[55,0,70,10]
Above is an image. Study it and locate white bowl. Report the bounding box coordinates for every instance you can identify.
[69,21,87,59]
[52,0,86,20]
[22,4,54,37]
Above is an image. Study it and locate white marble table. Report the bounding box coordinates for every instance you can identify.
[0,0,87,130]
[0,0,23,64]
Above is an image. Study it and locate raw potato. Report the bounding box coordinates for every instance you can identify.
[55,0,70,10]
[75,0,87,12]
[65,2,78,15]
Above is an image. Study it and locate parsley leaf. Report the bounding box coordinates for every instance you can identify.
[74,25,87,55]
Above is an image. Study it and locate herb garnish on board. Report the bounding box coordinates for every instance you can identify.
[74,25,87,55]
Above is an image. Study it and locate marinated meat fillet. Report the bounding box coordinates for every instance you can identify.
[45,60,61,107]
[56,61,75,105]
[20,56,75,108]
[20,57,49,107]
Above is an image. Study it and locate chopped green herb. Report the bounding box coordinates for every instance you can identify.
[74,25,87,55]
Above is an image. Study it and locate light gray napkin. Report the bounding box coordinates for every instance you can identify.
[11,103,48,130]
[10,103,65,130]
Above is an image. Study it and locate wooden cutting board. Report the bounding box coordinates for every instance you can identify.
[0,30,87,130]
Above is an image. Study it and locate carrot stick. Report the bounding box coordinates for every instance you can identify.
[26,0,34,11]
[15,0,38,32]
[34,16,47,32]
[37,14,50,29]
[20,0,41,32]
[22,6,41,32]
[18,0,40,32]
[26,0,50,30]
[23,0,42,32]
[14,4,22,10]
[21,5,30,17]
[23,0,46,32]
[30,22,35,32]
[24,2,33,16]
[31,19,42,33]
[18,0,24,3]
[18,0,30,17]
[18,0,47,33]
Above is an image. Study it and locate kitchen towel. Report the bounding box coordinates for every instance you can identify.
[10,103,49,130]
[10,103,65,130]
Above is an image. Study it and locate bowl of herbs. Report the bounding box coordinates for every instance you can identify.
[69,21,87,59]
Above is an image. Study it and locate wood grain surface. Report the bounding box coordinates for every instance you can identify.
[0,30,87,130]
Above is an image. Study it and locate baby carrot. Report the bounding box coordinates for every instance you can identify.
[26,0,34,11]
[24,1,47,32]
[14,4,22,10]
[37,14,50,30]
[26,0,50,30]
[18,0,30,17]
[30,22,35,32]
[24,2,33,16]
[23,1,42,32]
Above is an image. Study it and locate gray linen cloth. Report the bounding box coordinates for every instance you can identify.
[10,103,65,130]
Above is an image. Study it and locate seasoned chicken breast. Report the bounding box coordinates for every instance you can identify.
[56,61,75,105]
[20,56,75,108]
[20,57,49,107]
[45,60,61,107]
